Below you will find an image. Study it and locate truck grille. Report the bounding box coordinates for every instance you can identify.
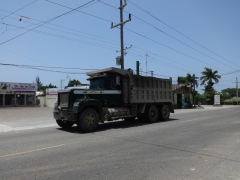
[59,93,69,108]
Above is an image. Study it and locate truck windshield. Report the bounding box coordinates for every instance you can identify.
[89,79,105,89]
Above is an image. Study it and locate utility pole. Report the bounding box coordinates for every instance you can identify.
[150,71,153,77]
[60,79,65,89]
[136,61,140,75]
[111,0,131,69]
[232,77,239,105]
[146,52,148,76]
[237,77,239,105]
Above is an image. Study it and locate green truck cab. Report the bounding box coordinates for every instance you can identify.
[53,67,174,132]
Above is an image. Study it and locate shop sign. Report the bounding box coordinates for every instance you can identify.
[214,95,220,105]
[46,88,59,95]
[0,82,37,91]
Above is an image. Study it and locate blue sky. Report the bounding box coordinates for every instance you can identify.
[0,0,240,93]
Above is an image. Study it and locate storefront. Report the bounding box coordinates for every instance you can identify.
[172,84,194,108]
[0,82,37,107]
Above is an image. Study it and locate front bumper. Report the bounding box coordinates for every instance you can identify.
[53,110,77,122]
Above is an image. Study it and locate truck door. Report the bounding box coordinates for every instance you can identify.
[106,76,121,106]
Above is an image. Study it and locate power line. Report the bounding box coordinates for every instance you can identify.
[0,63,88,74]
[45,0,112,23]
[0,3,236,76]
[221,70,240,76]
[127,0,240,69]
[42,1,231,73]
[0,14,201,74]
[0,22,119,50]
[117,49,201,74]
[0,0,95,46]
[0,63,98,70]
[0,15,204,75]
[0,29,222,79]
[0,9,117,43]
[0,0,37,20]
[124,27,228,73]
[36,1,234,73]
[1,21,120,47]
[99,0,238,70]
[0,11,120,45]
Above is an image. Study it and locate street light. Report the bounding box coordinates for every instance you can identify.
[60,79,65,89]
[66,74,71,82]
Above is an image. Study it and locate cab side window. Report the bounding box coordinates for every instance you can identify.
[110,77,121,90]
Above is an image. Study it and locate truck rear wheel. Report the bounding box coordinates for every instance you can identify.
[56,120,74,128]
[77,108,99,132]
[144,105,158,122]
[160,105,170,121]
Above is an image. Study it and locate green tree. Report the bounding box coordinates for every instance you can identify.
[35,75,43,91]
[195,93,204,104]
[221,88,240,98]
[186,73,199,88]
[186,73,199,106]
[46,83,57,88]
[200,67,221,87]
[39,83,58,96]
[200,67,221,104]
[68,79,81,86]
[177,76,187,84]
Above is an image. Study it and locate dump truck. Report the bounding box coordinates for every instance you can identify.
[53,67,174,132]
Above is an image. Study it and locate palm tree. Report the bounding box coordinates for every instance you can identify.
[186,73,199,88]
[200,67,221,87]
[186,73,199,106]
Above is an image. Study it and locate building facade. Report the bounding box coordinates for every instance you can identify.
[0,82,37,107]
[172,84,194,108]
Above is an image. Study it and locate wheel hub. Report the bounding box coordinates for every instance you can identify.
[84,113,95,126]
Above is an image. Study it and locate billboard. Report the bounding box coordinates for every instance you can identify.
[46,88,59,95]
[0,82,37,92]
[214,95,220,105]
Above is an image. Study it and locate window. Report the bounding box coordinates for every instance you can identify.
[0,94,3,106]
[5,94,14,105]
[109,77,121,90]
[26,95,34,105]
[90,79,105,89]
[16,94,24,105]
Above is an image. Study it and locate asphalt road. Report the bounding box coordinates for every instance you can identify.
[0,106,240,180]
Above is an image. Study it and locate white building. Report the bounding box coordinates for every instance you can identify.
[45,86,89,108]
[0,82,37,107]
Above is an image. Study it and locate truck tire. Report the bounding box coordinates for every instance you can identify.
[144,105,158,122]
[159,105,170,121]
[77,108,99,132]
[56,120,74,128]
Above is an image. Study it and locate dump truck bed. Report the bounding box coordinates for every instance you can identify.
[130,75,172,103]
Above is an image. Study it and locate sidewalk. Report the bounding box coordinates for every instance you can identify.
[0,107,56,132]
[200,105,236,109]
[0,107,53,123]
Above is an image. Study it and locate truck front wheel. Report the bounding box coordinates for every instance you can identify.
[56,120,74,128]
[160,105,170,121]
[77,108,99,132]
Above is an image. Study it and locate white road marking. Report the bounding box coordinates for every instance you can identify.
[181,117,209,123]
[0,123,57,133]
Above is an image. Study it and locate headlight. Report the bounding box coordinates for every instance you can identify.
[73,102,80,107]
